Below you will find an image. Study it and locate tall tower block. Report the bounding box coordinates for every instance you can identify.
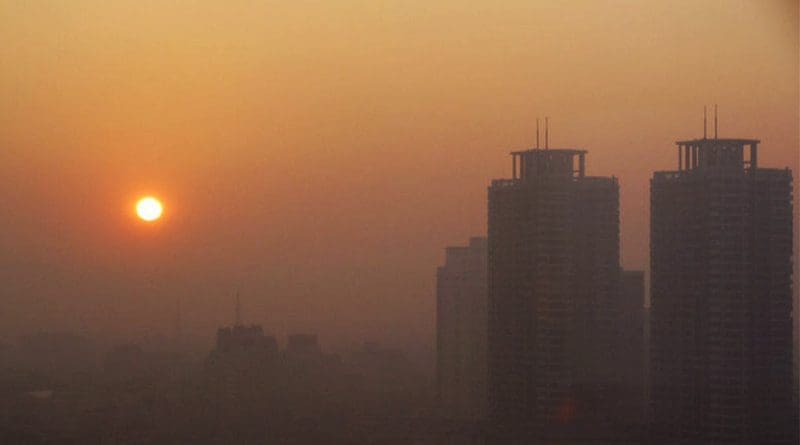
[650,137,797,444]
[487,147,620,440]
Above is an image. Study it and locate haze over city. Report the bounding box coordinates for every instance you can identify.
[2,1,796,357]
[1,1,799,443]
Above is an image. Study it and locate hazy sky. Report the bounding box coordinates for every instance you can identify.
[1,1,797,352]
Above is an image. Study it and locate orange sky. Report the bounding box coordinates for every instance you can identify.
[0,1,797,353]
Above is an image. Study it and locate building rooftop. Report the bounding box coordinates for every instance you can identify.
[671,137,761,172]
[510,148,587,155]
[506,148,588,180]
[674,138,759,146]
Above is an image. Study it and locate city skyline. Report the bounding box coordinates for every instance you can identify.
[1,2,797,353]
[0,2,797,442]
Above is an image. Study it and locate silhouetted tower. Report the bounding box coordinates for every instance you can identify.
[650,130,797,443]
[437,237,488,420]
[487,142,620,440]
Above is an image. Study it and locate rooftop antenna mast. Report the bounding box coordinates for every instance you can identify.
[714,104,718,139]
[536,118,540,149]
[545,117,549,150]
[703,106,707,139]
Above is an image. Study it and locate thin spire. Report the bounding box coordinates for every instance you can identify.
[545,116,549,150]
[703,105,707,139]
[714,104,718,139]
[536,118,540,149]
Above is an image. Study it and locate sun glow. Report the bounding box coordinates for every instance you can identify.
[136,197,163,222]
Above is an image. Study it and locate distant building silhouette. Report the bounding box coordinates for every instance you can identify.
[207,297,279,379]
[214,324,279,355]
[487,146,621,440]
[207,292,279,368]
[650,136,797,443]
[436,236,487,420]
[206,324,280,391]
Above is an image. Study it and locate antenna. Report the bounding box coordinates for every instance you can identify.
[235,290,242,326]
[714,104,718,139]
[545,117,549,150]
[536,118,540,149]
[703,106,707,139]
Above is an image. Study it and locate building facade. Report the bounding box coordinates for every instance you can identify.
[436,236,488,420]
[487,148,620,440]
[650,137,797,444]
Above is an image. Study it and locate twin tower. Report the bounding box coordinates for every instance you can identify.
[437,132,796,444]
[488,147,623,441]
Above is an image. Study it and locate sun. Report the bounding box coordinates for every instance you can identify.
[136,196,163,222]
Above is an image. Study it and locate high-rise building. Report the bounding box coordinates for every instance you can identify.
[436,236,488,420]
[650,136,797,444]
[487,147,620,440]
